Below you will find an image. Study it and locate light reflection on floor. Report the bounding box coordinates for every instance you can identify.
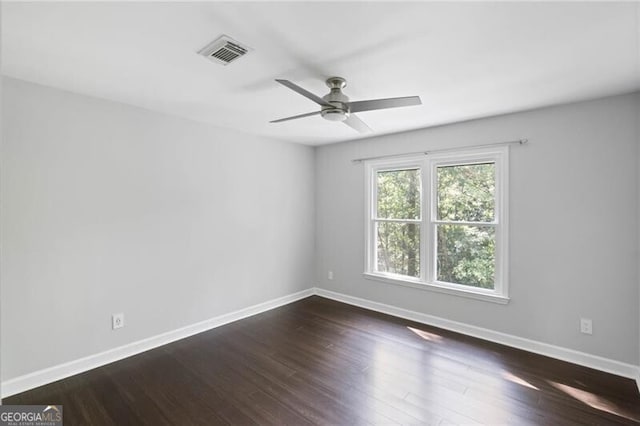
[400,325,638,423]
[549,381,639,422]
[501,370,540,390]
[407,326,443,342]
[408,326,524,424]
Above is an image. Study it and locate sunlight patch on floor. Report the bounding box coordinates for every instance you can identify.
[501,371,539,390]
[408,326,443,342]
[549,381,639,422]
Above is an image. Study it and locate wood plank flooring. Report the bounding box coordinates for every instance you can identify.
[5,296,640,425]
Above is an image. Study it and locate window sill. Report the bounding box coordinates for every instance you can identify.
[362,272,510,305]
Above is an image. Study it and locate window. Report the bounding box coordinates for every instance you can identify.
[365,147,509,303]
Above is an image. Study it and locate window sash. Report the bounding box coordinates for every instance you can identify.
[373,220,421,279]
[431,223,497,289]
[432,220,496,226]
[375,218,422,223]
[375,167,422,221]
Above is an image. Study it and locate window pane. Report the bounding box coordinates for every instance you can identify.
[437,163,495,222]
[377,169,421,220]
[376,221,420,278]
[436,224,495,288]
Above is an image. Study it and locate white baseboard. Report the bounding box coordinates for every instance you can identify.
[1,288,314,399]
[314,288,639,381]
[3,286,638,399]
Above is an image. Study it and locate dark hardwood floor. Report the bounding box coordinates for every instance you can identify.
[5,296,640,425]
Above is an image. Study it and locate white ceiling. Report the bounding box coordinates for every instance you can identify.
[2,2,639,145]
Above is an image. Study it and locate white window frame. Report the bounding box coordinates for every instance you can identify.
[364,146,509,304]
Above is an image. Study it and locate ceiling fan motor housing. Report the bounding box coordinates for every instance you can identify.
[321,77,350,121]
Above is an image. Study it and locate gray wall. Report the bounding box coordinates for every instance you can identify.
[316,93,640,365]
[0,78,316,381]
[2,76,638,384]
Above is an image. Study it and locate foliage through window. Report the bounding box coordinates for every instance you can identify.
[435,163,495,289]
[375,169,421,278]
[365,147,508,302]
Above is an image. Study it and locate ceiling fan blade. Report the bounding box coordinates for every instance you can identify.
[270,110,322,123]
[344,114,373,134]
[347,96,421,113]
[275,79,334,108]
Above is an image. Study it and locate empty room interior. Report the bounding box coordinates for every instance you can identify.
[1,1,640,425]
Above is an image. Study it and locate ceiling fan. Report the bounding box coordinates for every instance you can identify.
[270,77,421,134]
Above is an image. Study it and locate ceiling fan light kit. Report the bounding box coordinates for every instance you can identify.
[271,77,421,134]
[320,77,349,122]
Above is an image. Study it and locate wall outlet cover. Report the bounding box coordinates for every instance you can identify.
[580,318,592,335]
[112,313,125,330]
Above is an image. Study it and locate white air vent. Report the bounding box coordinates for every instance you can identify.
[198,35,250,66]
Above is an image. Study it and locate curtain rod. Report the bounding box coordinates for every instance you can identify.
[351,138,528,163]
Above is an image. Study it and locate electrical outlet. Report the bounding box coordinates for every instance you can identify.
[580,318,592,335]
[328,270,334,280]
[112,313,124,330]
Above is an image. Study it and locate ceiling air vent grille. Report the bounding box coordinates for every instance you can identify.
[198,35,251,66]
